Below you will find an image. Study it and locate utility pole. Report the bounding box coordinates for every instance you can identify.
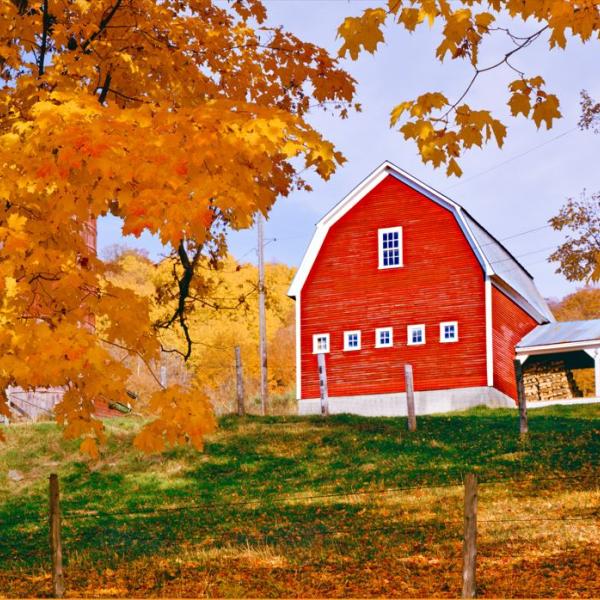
[257,213,268,415]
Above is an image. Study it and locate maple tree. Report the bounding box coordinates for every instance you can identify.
[337,1,600,176]
[0,0,356,454]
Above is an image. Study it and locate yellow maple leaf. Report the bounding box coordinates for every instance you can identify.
[338,8,387,60]
[532,94,562,129]
[3,277,18,299]
[508,93,531,118]
[7,214,27,232]
[390,101,413,127]
[446,157,463,178]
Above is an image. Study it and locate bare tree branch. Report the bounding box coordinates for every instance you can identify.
[434,25,549,125]
[38,0,49,76]
[98,72,112,104]
[81,0,124,52]
[156,241,203,361]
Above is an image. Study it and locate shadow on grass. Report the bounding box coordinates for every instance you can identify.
[0,404,598,596]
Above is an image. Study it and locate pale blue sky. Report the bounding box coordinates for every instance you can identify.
[98,1,600,300]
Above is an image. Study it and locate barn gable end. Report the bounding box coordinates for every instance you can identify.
[299,173,488,401]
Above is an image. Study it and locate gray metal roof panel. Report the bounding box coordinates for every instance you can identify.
[462,213,555,323]
[517,320,600,348]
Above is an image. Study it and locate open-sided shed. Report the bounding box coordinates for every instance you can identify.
[516,320,600,399]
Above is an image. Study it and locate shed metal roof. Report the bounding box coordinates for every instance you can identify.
[517,320,600,349]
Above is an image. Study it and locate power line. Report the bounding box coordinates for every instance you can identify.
[498,224,553,243]
[479,223,554,249]
[490,245,557,265]
[445,127,578,192]
[257,214,269,415]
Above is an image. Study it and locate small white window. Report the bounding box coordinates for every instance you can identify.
[312,333,330,354]
[378,227,403,269]
[375,327,393,348]
[407,324,426,346]
[343,330,361,351]
[440,321,458,343]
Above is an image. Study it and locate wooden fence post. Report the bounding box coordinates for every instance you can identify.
[317,352,329,417]
[404,364,416,432]
[49,473,65,598]
[234,346,245,416]
[462,473,478,599]
[514,359,528,436]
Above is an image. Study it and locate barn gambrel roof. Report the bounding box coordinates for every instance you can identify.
[288,161,554,324]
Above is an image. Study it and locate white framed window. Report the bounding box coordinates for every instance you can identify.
[440,321,459,343]
[343,330,361,351]
[378,226,403,269]
[312,333,330,354]
[407,324,426,346]
[375,327,393,348]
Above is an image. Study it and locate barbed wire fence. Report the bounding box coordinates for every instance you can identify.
[2,472,598,598]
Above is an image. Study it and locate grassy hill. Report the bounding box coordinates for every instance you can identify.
[1,405,599,597]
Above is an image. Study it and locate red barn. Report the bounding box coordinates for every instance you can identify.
[288,162,600,415]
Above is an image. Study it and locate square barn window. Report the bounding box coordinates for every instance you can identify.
[312,333,330,354]
[375,327,393,348]
[407,324,426,346]
[440,321,459,343]
[344,330,361,351]
[378,227,403,269]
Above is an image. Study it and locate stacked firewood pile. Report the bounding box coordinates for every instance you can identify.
[523,360,581,401]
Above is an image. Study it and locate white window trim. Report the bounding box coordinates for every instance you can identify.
[312,333,330,354]
[375,327,394,348]
[378,226,403,270]
[440,321,459,343]
[343,330,361,351]
[407,324,426,346]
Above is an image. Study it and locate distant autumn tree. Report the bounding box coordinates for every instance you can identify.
[579,90,600,134]
[0,0,355,455]
[550,287,600,322]
[549,191,600,283]
[550,89,600,283]
[337,1,599,176]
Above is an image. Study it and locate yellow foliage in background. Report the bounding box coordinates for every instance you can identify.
[105,249,296,415]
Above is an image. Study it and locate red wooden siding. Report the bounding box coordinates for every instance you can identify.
[300,175,488,399]
[83,217,97,253]
[491,285,538,400]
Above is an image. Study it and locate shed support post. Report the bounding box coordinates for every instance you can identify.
[514,359,528,436]
[317,352,329,417]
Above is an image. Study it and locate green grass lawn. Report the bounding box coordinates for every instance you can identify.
[1,404,599,597]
